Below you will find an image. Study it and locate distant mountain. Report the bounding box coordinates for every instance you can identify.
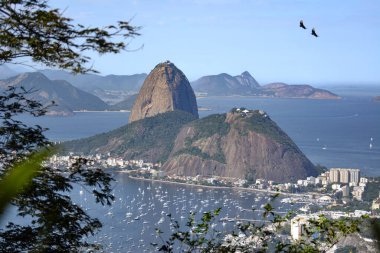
[162,109,317,183]
[39,69,146,95]
[129,61,199,123]
[64,107,317,183]
[191,71,261,96]
[0,72,108,115]
[191,71,340,99]
[261,83,340,99]
[64,110,197,162]
[108,94,138,111]
[63,61,317,182]
[108,94,210,112]
[0,64,18,79]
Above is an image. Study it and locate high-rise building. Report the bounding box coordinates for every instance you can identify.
[349,169,360,184]
[340,170,350,183]
[329,168,360,184]
[329,168,340,183]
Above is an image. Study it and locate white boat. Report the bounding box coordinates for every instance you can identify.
[157,217,164,224]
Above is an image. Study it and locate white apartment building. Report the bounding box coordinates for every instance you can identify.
[328,168,360,184]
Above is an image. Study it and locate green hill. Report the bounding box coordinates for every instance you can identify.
[162,108,317,183]
[63,110,197,162]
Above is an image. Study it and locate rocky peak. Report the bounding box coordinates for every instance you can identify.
[162,108,317,183]
[129,61,199,123]
[235,71,260,89]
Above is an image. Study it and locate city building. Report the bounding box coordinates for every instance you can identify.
[341,185,350,198]
[372,193,380,211]
[328,168,361,185]
[329,169,340,183]
[340,170,350,183]
[352,186,365,201]
[291,214,319,241]
[349,169,360,184]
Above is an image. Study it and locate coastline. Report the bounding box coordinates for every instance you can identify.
[197,95,341,100]
[125,175,314,197]
[73,110,130,113]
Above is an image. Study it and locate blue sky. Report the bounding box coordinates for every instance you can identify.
[51,0,380,86]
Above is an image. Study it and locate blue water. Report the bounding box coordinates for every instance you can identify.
[197,96,380,176]
[7,89,380,252]
[74,175,299,252]
[19,94,380,176]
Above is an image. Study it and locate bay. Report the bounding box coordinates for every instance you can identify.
[19,94,380,176]
[8,90,380,252]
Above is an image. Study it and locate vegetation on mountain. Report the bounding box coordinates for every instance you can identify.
[188,114,230,140]
[362,177,380,202]
[238,110,300,152]
[64,110,197,162]
[175,114,229,164]
[163,109,316,182]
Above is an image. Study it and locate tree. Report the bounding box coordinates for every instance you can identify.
[0,0,140,73]
[0,87,116,253]
[0,0,140,251]
[155,198,365,253]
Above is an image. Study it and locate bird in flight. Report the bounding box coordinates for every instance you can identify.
[311,28,318,37]
[299,20,307,29]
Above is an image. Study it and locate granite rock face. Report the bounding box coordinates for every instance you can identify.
[129,61,198,123]
[162,109,317,183]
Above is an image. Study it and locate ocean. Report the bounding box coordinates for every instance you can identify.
[11,87,380,251]
[20,89,380,176]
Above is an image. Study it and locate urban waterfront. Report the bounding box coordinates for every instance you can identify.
[12,93,380,251]
[20,94,380,176]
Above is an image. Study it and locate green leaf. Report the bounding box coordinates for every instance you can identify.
[0,147,56,217]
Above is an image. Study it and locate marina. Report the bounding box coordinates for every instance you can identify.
[73,174,334,252]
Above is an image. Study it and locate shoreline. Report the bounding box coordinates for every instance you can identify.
[197,95,341,100]
[124,175,314,197]
[73,110,130,113]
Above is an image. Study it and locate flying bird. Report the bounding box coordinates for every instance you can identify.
[299,20,307,29]
[311,28,318,37]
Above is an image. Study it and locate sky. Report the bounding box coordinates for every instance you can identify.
[49,0,380,86]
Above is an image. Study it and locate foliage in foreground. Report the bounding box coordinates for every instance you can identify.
[155,195,367,253]
[0,0,141,250]
[0,0,140,73]
[0,87,114,252]
[0,147,55,216]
